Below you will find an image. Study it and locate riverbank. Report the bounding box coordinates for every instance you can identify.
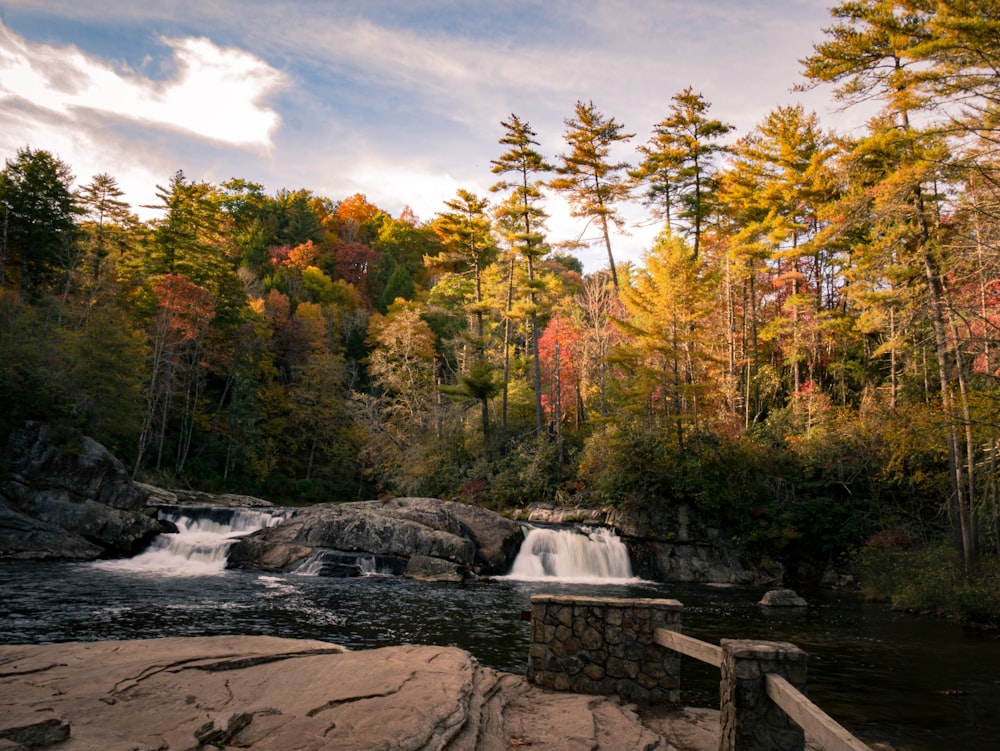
[855,543,1000,628]
[0,635,723,751]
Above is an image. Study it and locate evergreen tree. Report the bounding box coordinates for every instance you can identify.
[430,189,497,346]
[550,100,634,288]
[632,88,733,259]
[0,147,78,294]
[491,114,553,435]
[77,173,132,282]
[802,0,977,568]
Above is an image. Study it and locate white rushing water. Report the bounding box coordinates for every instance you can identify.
[503,525,637,583]
[291,550,401,577]
[92,506,289,576]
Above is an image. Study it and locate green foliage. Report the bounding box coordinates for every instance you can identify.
[0,293,70,433]
[485,436,561,508]
[577,422,672,505]
[856,541,1000,625]
[0,147,79,294]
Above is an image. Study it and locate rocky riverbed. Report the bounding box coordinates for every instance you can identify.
[0,420,770,586]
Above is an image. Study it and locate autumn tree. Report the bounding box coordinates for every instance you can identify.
[614,231,719,450]
[538,313,584,460]
[491,114,553,435]
[574,271,620,418]
[354,303,440,493]
[134,273,216,476]
[717,105,839,401]
[551,100,634,288]
[801,0,978,567]
[633,88,733,258]
[77,173,133,283]
[333,193,384,244]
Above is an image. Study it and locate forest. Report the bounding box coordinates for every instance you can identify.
[2,1,999,619]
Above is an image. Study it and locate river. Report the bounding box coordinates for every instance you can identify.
[1,511,998,750]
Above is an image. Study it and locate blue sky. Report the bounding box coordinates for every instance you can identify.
[0,1,859,271]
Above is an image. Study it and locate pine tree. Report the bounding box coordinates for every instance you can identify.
[0,147,78,294]
[632,88,732,259]
[491,114,553,435]
[802,0,978,568]
[550,100,634,288]
[77,173,132,282]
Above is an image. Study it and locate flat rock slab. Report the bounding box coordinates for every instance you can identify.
[0,636,719,750]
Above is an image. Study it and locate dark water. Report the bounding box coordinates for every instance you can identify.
[2,561,999,750]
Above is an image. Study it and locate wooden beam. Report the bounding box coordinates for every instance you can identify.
[653,627,723,668]
[765,674,871,751]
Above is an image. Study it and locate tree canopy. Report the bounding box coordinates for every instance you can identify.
[4,2,1000,612]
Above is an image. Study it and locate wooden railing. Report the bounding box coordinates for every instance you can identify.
[653,627,722,667]
[654,627,871,751]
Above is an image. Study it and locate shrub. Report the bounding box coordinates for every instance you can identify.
[855,541,1000,625]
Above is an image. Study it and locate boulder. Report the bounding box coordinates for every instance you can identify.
[628,539,783,586]
[0,636,718,750]
[759,588,809,607]
[397,497,524,575]
[0,422,162,560]
[405,554,464,582]
[228,497,523,578]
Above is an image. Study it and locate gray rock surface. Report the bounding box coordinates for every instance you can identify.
[0,636,719,750]
[228,497,523,578]
[759,589,809,607]
[404,554,465,582]
[0,422,162,560]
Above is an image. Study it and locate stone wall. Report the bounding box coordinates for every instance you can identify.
[527,595,682,704]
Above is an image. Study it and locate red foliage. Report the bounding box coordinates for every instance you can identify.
[269,245,292,269]
[332,241,378,294]
[152,274,215,344]
[397,205,419,226]
[538,315,584,419]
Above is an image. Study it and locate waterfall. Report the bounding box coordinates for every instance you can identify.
[503,525,637,582]
[292,550,405,577]
[92,505,291,576]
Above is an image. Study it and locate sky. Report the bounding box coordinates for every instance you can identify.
[0,1,864,273]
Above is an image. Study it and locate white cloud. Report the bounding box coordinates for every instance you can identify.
[0,22,286,148]
[344,160,469,223]
[0,2,863,272]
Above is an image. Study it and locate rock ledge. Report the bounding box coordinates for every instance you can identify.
[0,636,721,751]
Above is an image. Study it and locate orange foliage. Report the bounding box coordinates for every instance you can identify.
[335,193,382,243]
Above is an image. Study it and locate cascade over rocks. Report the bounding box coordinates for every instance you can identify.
[228,497,524,579]
[0,422,163,560]
[0,422,521,578]
[523,501,781,585]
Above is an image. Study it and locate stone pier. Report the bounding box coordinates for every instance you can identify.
[719,639,808,751]
[527,594,683,704]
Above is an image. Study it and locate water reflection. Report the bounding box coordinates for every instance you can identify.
[2,561,999,750]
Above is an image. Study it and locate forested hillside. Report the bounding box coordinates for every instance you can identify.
[2,2,999,613]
